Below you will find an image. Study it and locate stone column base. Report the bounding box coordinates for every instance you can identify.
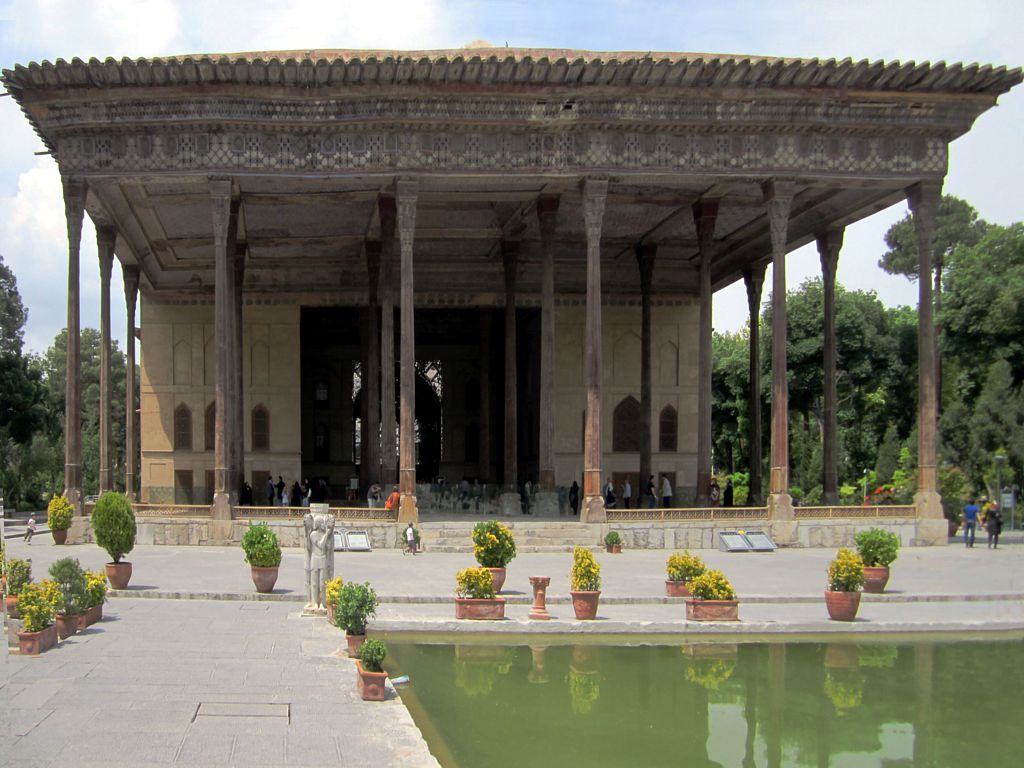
[66,516,93,545]
[914,490,944,520]
[498,492,522,517]
[770,520,799,547]
[532,490,560,517]
[915,517,949,546]
[768,492,794,521]
[581,495,606,524]
[398,494,418,524]
[208,518,235,544]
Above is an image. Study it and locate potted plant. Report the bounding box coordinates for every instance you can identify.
[471,520,516,593]
[47,494,73,545]
[91,491,137,589]
[333,581,379,658]
[854,528,899,593]
[455,567,506,619]
[81,570,108,628]
[356,638,389,701]
[665,551,706,597]
[241,523,282,593]
[325,576,344,623]
[825,547,864,621]
[686,569,739,621]
[48,557,87,639]
[569,546,601,620]
[15,581,58,655]
[5,557,32,618]
[604,531,622,554]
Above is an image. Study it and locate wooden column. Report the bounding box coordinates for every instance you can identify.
[210,179,234,520]
[123,265,139,500]
[364,240,383,485]
[581,178,608,523]
[96,225,115,493]
[694,201,719,505]
[537,196,559,491]
[478,310,492,482]
[908,181,944,519]
[817,228,844,505]
[231,238,245,497]
[502,239,520,490]
[379,197,397,485]
[396,180,418,522]
[763,180,796,520]
[743,265,766,506]
[636,243,656,502]
[62,177,85,515]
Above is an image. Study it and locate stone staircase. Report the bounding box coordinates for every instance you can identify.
[418,520,604,553]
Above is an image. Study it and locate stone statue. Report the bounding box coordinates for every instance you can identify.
[303,512,335,611]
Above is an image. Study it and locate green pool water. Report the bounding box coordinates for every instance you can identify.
[387,636,1022,768]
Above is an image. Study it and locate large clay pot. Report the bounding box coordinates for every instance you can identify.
[605,544,622,554]
[55,613,79,640]
[665,580,691,598]
[250,566,279,593]
[356,660,388,701]
[106,562,133,590]
[824,590,862,622]
[18,625,58,656]
[686,599,740,622]
[6,594,18,619]
[862,566,890,594]
[455,597,507,620]
[485,567,507,594]
[87,603,103,626]
[51,529,68,545]
[570,590,601,620]
[346,633,367,659]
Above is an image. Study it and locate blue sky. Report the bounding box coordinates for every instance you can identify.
[0,0,1021,353]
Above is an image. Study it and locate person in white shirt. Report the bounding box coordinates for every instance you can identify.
[623,479,632,509]
[661,476,673,508]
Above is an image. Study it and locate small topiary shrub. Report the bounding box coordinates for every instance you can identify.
[688,570,736,601]
[16,582,55,633]
[827,548,865,592]
[570,546,601,592]
[83,570,108,608]
[6,557,32,596]
[334,582,379,636]
[666,551,706,583]
[854,528,900,567]
[472,520,517,568]
[241,523,282,567]
[359,638,387,673]
[47,495,74,531]
[604,531,622,547]
[91,491,136,563]
[456,567,495,599]
[48,557,87,616]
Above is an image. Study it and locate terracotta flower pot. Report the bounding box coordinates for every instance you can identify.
[106,562,133,590]
[250,565,279,593]
[665,580,691,598]
[87,603,103,626]
[606,544,622,554]
[862,566,890,594]
[6,594,18,619]
[55,613,79,640]
[686,599,740,621]
[356,660,388,701]
[455,597,507,620]
[485,567,507,594]
[346,633,367,659]
[326,602,335,624]
[570,590,601,620]
[824,590,862,622]
[52,529,68,545]
[18,624,58,656]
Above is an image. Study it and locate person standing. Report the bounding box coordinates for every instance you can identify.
[569,481,580,516]
[963,498,980,548]
[622,479,632,509]
[723,478,734,508]
[275,475,286,503]
[24,513,36,544]
[986,504,1003,549]
[661,475,673,508]
[266,477,275,506]
[604,478,616,509]
[404,522,417,554]
[646,475,656,508]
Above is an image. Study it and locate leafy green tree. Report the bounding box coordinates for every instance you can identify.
[0,253,28,356]
[874,424,901,484]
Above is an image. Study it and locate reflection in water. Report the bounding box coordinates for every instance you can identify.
[387,638,1022,768]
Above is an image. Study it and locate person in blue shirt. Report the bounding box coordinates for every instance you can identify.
[962,498,980,548]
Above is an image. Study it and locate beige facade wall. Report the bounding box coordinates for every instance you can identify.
[139,300,302,503]
[553,301,699,498]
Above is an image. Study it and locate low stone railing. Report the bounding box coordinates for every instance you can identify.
[233,505,398,522]
[606,506,769,522]
[134,503,212,518]
[794,504,917,519]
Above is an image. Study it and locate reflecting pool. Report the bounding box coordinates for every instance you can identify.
[387,636,1022,768]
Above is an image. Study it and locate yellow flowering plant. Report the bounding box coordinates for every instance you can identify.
[16,582,56,633]
[456,567,496,599]
[83,570,108,608]
[688,570,736,601]
[666,551,706,582]
[471,521,516,568]
[325,576,344,607]
[570,547,601,592]
[827,548,864,592]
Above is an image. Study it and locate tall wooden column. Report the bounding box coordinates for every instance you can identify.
[694,201,719,506]
[379,197,397,485]
[97,225,115,493]
[581,178,608,523]
[537,196,559,491]
[763,180,796,521]
[478,310,492,482]
[62,177,85,516]
[502,240,519,490]
[743,265,766,506]
[210,179,234,522]
[637,244,656,502]
[123,265,139,500]
[231,237,245,496]
[908,181,945,521]
[364,240,383,485]
[817,228,844,505]
[396,180,418,523]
